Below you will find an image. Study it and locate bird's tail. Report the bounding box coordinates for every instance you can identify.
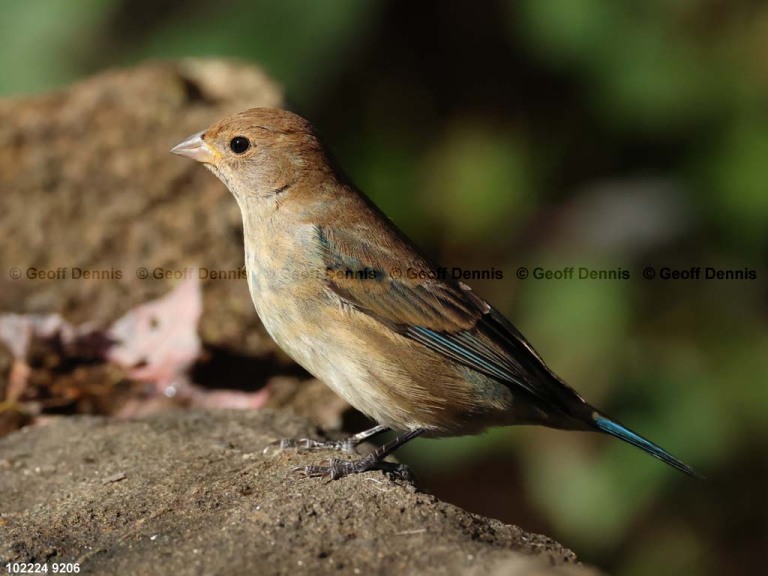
[592,413,701,478]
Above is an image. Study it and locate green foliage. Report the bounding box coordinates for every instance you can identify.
[136,0,383,107]
[421,121,534,243]
[0,0,118,95]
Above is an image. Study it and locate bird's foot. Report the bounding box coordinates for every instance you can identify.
[263,437,356,456]
[264,425,391,456]
[292,456,414,482]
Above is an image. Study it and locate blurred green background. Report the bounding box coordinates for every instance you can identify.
[2,1,765,574]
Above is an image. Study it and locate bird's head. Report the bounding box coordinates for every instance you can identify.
[171,107,330,200]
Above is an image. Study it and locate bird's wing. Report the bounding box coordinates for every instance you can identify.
[316,225,587,417]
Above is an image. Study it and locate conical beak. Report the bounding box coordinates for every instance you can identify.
[170,131,218,164]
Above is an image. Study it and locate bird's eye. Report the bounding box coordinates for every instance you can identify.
[229,136,250,154]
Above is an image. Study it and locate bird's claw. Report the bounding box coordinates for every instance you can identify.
[290,457,415,482]
[291,458,351,480]
[263,437,353,456]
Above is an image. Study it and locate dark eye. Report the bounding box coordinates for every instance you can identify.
[229,136,250,154]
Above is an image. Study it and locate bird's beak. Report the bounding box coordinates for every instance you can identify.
[170,131,218,164]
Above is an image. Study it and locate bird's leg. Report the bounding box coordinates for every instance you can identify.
[293,428,424,481]
[265,424,390,455]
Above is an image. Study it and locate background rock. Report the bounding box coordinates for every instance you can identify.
[0,58,281,356]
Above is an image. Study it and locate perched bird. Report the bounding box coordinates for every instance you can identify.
[171,108,698,480]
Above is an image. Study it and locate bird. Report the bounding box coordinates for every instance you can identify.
[171,107,699,480]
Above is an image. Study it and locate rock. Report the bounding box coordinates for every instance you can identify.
[0,409,599,575]
[0,59,283,357]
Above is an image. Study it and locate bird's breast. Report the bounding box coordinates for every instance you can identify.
[243,221,338,373]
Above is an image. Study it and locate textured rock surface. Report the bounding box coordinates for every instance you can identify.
[0,59,282,356]
[0,409,599,576]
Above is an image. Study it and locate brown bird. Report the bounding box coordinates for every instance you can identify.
[171,108,698,480]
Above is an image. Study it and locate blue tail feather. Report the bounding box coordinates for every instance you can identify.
[593,415,701,478]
